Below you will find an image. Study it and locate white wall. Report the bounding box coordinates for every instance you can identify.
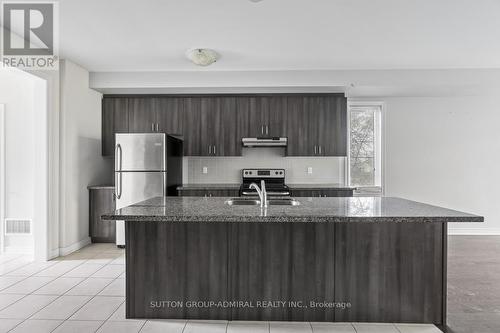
[378,96,500,234]
[0,69,40,253]
[59,60,112,255]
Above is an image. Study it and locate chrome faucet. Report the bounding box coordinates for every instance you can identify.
[249,180,268,208]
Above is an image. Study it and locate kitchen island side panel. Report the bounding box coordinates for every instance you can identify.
[125,220,446,326]
[334,222,445,325]
[125,221,230,320]
[229,222,336,321]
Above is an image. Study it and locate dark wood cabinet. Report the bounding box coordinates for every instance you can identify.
[128,97,184,135]
[89,187,116,243]
[245,96,287,137]
[102,94,348,157]
[290,188,354,197]
[316,95,347,156]
[154,97,183,135]
[183,97,243,157]
[102,97,129,156]
[286,95,347,156]
[182,97,220,156]
[128,98,156,133]
[285,96,312,156]
[178,188,239,197]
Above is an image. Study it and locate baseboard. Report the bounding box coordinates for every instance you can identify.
[448,228,500,235]
[49,237,92,259]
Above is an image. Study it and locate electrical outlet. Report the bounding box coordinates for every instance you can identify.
[307,167,313,174]
[202,167,208,174]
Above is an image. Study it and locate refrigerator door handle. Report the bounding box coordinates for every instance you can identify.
[116,143,123,171]
[116,172,122,199]
[115,143,123,199]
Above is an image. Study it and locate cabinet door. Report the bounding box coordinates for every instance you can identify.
[207,189,239,197]
[268,96,287,137]
[102,97,129,157]
[183,98,205,156]
[128,98,156,133]
[155,97,183,135]
[285,96,313,156]
[178,189,208,197]
[318,95,347,156]
[183,97,219,156]
[217,97,241,156]
[89,188,116,242]
[247,96,269,137]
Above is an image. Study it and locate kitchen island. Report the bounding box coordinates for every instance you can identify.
[103,196,483,331]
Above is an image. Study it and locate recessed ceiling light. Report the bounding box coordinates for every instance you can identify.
[186,48,218,66]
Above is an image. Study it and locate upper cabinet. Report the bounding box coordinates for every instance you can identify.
[128,98,156,133]
[183,97,219,156]
[102,97,129,156]
[154,97,183,135]
[127,97,183,134]
[286,95,347,156]
[245,96,287,137]
[101,94,347,158]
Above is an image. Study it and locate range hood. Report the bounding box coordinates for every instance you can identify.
[242,137,288,147]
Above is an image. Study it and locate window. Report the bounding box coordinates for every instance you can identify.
[348,103,383,191]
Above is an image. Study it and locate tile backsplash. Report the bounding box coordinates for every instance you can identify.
[183,148,346,184]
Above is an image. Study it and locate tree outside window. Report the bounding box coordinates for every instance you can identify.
[349,105,382,190]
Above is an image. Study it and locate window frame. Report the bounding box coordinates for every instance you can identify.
[346,101,385,195]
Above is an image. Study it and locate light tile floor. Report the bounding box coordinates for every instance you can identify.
[0,244,442,333]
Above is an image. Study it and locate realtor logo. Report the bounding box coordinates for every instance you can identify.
[1,1,58,69]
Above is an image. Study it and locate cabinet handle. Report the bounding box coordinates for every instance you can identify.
[151,123,154,132]
[314,145,317,154]
[266,125,269,135]
[213,146,216,155]
[261,125,264,135]
[156,123,159,132]
[319,146,322,155]
[208,145,211,155]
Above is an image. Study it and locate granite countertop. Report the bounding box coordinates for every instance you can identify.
[289,184,355,190]
[88,185,115,189]
[102,196,484,223]
[177,184,240,190]
[177,183,355,190]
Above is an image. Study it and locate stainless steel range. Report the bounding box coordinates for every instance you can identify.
[239,169,290,197]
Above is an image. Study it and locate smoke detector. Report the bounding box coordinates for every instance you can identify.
[186,48,218,66]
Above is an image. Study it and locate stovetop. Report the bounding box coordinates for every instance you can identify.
[239,168,290,196]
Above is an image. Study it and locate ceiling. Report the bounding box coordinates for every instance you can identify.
[58,0,500,72]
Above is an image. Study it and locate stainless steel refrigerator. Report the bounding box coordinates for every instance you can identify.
[114,133,183,247]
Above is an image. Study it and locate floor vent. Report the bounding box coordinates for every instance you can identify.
[4,219,32,235]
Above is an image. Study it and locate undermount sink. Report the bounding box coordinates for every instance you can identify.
[225,198,300,206]
[225,198,261,206]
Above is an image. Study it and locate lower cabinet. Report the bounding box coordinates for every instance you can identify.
[290,189,354,197]
[89,187,116,243]
[177,189,239,197]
